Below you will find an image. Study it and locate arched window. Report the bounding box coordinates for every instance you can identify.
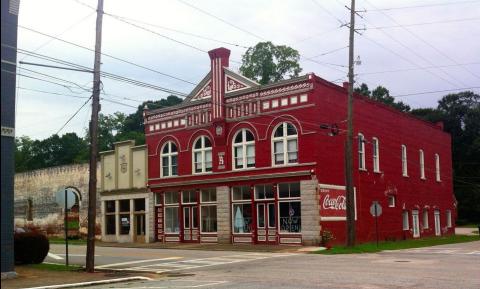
[358,133,366,170]
[161,141,178,177]
[372,137,380,172]
[419,149,425,179]
[232,129,255,169]
[435,153,441,182]
[193,136,212,173]
[272,122,298,165]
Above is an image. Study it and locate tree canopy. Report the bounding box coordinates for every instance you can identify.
[239,41,302,85]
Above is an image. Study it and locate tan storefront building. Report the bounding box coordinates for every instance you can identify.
[100,140,154,243]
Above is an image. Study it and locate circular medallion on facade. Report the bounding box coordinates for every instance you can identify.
[215,125,223,136]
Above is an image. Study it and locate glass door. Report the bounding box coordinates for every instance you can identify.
[256,202,277,244]
[182,205,199,242]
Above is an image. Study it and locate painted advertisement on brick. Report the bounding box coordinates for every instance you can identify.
[319,184,356,221]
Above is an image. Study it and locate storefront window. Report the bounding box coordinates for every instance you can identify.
[255,184,274,200]
[182,190,197,204]
[165,207,179,233]
[119,214,130,235]
[105,200,116,235]
[278,182,300,198]
[201,188,216,203]
[232,186,251,201]
[233,203,252,233]
[134,199,145,211]
[279,202,301,233]
[119,199,130,212]
[164,191,179,204]
[201,205,217,233]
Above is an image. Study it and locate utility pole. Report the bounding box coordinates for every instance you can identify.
[345,0,356,247]
[86,0,104,273]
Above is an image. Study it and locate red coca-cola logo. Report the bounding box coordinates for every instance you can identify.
[322,194,346,210]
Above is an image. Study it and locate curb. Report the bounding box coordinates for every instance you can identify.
[22,276,153,289]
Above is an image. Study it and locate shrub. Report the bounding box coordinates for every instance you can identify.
[320,230,335,246]
[14,231,50,264]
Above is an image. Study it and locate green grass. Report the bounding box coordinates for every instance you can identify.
[315,235,479,254]
[48,237,87,245]
[27,263,83,271]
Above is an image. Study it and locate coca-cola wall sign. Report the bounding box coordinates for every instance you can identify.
[318,184,357,221]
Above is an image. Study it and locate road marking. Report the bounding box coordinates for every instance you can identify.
[95,257,183,269]
[23,276,152,289]
[47,253,63,260]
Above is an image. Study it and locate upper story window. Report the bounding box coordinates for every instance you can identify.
[233,129,255,170]
[358,133,366,170]
[401,145,408,177]
[435,153,441,182]
[372,137,380,172]
[272,122,298,165]
[193,136,212,174]
[161,141,178,177]
[419,149,425,179]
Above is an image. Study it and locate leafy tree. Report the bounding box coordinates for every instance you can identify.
[355,83,411,112]
[240,41,302,85]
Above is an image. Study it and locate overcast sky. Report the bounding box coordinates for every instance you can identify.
[14,0,480,140]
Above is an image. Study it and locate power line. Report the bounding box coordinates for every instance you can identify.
[366,16,480,29]
[391,87,480,98]
[1,20,197,86]
[359,62,480,75]
[367,0,480,11]
[56,96,93,135]
[364,0,480,81]
[309,46,349,58]
[2,69,85,92]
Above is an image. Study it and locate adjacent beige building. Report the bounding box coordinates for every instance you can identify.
[100,140,153,243]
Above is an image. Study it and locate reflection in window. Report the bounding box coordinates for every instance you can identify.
[232,186,251,201]
[278,182,300,198]
[255,184,274,200]
[201,205,217,233]
[233,203,252,233]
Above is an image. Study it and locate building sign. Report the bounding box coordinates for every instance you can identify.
[319,184,356,221]
[217,152,225,169]
[119,154,128,173]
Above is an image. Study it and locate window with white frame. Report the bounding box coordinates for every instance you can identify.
[446,210,452,228]
[200,188,217,233]
[423,210,429,229]
[402,145,408,176]
[402,210,409,230]
[161,141,178,177]
[358,133,366,170]
[193,136,212,173]
[232,129,255,169]
[372,137,380,172]
[231,186,252,234]
[272,122,298,165]
[388,195,395,207]
[435,153,441,182]
[164,191,179,233]
[278,182,301,233]
[419,149,425,179]
[255,184,274,200]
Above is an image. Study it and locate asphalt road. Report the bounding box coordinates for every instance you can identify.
[46,241,480,289]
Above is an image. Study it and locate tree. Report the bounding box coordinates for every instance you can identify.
[355,83,411,112]
[240,41,302,85]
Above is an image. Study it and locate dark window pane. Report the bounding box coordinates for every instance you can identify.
[278,183,290,198]
[119,200,130,212]
[106,201,115,213]
[274,125,284,137]
[204,137,212,147]
[171,143,177,153]
[279,202,301,233]
[286,123,297,135]
[234,131,243,143]
[201,205,217,232]
[245,130,254,142]
[194,139,202,149]
[106,215,116,235]
[290,182,301,198]
[268,203,276,228]
[134,199,145,211]
[120,214,130,235]
[162,144,169,154]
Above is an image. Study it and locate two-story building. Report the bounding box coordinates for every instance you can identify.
[143,47,456,245]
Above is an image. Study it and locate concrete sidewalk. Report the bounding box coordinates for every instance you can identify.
[456,227,479,236]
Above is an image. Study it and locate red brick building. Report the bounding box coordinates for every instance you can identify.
[143,47,455,245]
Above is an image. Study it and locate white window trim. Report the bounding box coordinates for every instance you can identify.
[412,210,420,238]
[271,122,298,167]
[419,149,426,180]
[232,129,255,170]
[192,136,213,174]
[254,184,275,201]
[160,141,178,178]
[435,153,441,182]
[199,204,217,234]
[372,137,380,172]
[231,202,253,235]
[402,144,408,177]
[423,210,429,229]
[277,199,301,234]
[358,133,366,171]
[402,210,409,230]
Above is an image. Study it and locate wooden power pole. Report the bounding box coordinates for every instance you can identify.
[86,0,104,273]
[345,0,356,247]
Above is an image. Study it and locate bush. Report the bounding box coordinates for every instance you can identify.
[14,231,50,264]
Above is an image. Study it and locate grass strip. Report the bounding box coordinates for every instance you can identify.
[314,234,479,254]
